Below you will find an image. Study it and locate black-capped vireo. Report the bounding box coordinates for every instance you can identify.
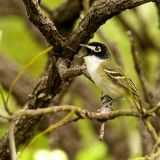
[80,42,139,108]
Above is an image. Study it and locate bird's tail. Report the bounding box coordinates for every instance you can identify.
[131,91,149,114]
[126,77,148,113]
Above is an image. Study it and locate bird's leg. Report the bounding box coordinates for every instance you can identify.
[100,93,113,111]
[100,93,122,111]
[99,93,122,140]
[99,93,113,140]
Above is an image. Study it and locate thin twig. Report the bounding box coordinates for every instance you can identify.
[127,31,154,107]
[147,102,160,114]
[99,122,105,140]
[143,120,160,147]
[0,85,12,115]
[151,136,160,154]
[5,46,52,105]
[150,149,160,159]
[9,122,17,160]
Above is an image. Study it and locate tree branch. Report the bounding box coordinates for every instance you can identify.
[10,105,140,121]
[64,0,153,59]
[22,0,64,49]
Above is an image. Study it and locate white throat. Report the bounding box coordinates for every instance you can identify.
[84,55,105,72]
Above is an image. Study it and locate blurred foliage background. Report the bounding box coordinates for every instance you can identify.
[0,0,160,160]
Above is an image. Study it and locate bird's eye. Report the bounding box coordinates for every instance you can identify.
[94,46,101,52]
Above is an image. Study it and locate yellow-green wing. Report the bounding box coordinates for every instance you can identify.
[102,60,139,97]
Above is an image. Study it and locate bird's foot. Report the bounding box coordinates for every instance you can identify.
[98,95,112,140]
[100,93,122,112]
[98,94,122,140]
[100,94,113,112]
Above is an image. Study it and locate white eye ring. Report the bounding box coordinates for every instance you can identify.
[94,46,101,52]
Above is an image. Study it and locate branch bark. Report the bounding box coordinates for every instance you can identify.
[22,0,64,49]
[63,0,153,59]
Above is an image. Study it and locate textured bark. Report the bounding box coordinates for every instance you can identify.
[63,0,153,59]
[23,0,63,50]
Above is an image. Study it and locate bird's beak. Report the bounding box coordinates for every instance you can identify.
[79,44,95,51]
[79,44,89,48]
[79,44,90,57]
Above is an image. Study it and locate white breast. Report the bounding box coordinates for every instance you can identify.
[84,55,124,98]
[84,55,105,75]
[84,55,106,89]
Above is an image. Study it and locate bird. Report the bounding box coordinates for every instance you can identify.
[80,42,139,109]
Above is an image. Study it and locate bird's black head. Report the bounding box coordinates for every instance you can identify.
[80,42,111,59]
